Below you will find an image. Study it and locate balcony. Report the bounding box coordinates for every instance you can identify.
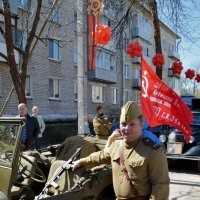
[168,51,180,61]
[168,68,180,79]
[88,66,117,83]
[131,78,141,90]
[0,42,19,64]
[132,27,152,43]
[132,57,141,64]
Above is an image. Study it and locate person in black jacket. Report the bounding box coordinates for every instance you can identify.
[18,103,40,150]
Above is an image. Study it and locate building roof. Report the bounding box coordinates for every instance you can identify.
[159,21,181,39]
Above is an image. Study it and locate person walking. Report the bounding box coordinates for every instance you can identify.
[32,106,46,149]
[93,105,112,140]
[18,103,40,150]
[73,101,169,200]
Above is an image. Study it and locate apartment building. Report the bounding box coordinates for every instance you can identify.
[0,0,181,122]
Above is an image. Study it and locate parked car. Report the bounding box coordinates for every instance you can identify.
[165,111,200,156]
[158,109,200,162]
[0,117,115,200]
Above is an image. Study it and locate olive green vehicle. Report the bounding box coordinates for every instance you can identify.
[0,118,115,200]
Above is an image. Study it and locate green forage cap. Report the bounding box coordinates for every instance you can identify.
[120,101,141,124]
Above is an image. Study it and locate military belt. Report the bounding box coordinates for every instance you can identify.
[116,195,149,200]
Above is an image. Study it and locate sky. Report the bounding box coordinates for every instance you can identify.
[179,38,200,69]
[158,0,200,71]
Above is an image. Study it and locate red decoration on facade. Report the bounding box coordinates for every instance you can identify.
[88,0,103,15]
[95,24,111,45]
[171,61,183,74]
[88,0,103,71]
[126,41,143,58]
[195,74,200,83]
[152,54,165,67]
[185,69,195,79]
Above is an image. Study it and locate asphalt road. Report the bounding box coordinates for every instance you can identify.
[169,160,200,200]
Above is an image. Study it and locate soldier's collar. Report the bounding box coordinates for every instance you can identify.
[124,135,141,149]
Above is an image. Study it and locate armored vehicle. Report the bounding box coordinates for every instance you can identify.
[0,117,115,200]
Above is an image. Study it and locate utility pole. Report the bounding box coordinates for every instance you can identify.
[77,0,88,134]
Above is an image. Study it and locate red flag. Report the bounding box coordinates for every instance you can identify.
[141,56,193,142]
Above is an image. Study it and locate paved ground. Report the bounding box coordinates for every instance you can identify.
[169,168,200,199]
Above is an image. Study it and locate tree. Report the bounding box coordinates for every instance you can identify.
[0,0,68,104]
[105,0,199,80]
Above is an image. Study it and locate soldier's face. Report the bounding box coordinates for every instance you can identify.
[120,118,143,141]
[98,109,104,116]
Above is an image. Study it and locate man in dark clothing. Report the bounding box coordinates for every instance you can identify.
[18,103,40,150]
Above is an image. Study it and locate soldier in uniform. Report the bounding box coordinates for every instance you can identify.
[93,105,112,140]
[73,101,169,200]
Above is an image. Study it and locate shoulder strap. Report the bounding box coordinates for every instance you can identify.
[142,136,161,151]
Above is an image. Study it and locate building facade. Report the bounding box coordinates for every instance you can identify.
[0,0,180,124]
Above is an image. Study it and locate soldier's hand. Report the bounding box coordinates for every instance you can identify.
[72,160,81,171]
[111,129,122,140]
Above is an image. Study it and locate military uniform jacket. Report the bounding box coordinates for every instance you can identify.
[79,135,169,199]
[93,116,112,140]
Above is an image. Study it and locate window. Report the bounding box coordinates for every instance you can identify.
[17,0,29,10]
[124,90,130,103]
[168,43,174,52]
[74,47,77,64]
[123,38,129,50]
[166,61,172,69]
[74,81,77,100]
[112,88,118,104]
[74,12,77,30]
[25,75,31,97]
[104,53,110,69]
[124,64,129,79]
[48,1,60,23]
[92,85,104,103]
[16,29,27,49]
[101,16,108,25]
[48,39,60,60]
[96,51,104,68]
[49,78,60,99]
[110,55,116,70]
[96,50,116,70]
[139,16,151,33]
[146,47,150,57]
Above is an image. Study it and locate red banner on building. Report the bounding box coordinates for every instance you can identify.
[88,0,103,71]
[141,56,193,142]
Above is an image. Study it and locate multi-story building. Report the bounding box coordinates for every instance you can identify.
[0,0,181,125]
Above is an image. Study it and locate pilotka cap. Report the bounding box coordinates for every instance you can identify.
[120,101,141,124]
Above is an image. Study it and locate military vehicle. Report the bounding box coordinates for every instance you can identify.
[0,117,115,200]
